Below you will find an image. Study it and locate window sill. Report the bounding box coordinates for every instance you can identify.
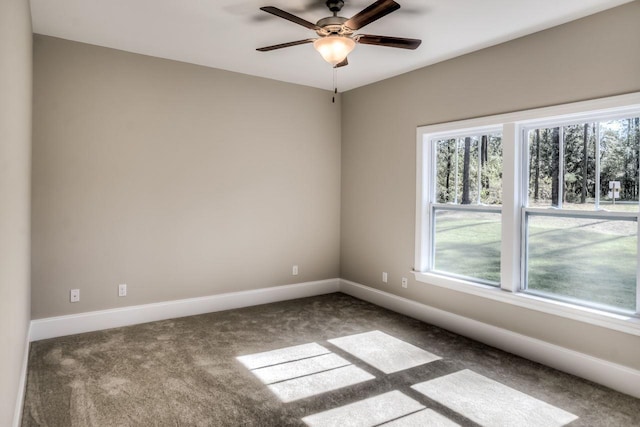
[413,272,640,336]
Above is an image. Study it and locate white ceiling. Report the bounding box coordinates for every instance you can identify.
[29,0,633,92]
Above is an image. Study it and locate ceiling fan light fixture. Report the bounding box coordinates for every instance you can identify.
[313,36,355,66]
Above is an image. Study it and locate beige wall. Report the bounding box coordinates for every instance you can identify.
[32,36,341,319]
[0,0,32,424]
[341,2,640,369]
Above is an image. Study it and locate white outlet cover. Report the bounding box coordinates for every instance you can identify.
[382,272,388,283]
[70,289,80,302]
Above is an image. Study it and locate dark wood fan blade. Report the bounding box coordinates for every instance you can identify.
[344,0,400,31]
[256,39,316,52]
[356,34,421,49]
[334,57,349,68]
[260,6,321,30]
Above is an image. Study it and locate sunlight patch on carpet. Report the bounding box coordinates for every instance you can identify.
[236,342,329,370]
[328,330,441,374]
[302,390,427,427]
[269,365,374,403]
[237,342,374,402]
[252,353,350,384]
[411,369,578,427]
[381,408,461,426]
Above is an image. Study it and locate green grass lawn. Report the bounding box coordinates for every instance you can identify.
[434,212,637,312]
[434,213,502,283]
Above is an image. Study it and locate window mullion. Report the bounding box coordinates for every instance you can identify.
[454,139,459,204]
[595,122,601,209]
[500,123,520,292]
[477,136,482,204]
[558,126,564,209]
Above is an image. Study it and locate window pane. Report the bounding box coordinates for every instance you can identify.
[480,134,503,205]
[600,118,640,212]
[435,138,458,203]
[433,209,501,284]
[528,127,561,208]
[466,136,480,204]
[563,123,597,208]
[526,214,637,312]
[528,117,640,212]
[435,134,502,205]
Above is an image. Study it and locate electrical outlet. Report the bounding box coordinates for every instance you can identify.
[118,284,127,297]
[401,277,408,288]
[292,265,299,276]
[382,272,388,283]
[70,289,80,303]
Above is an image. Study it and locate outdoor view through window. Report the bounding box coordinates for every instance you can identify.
[524,117,639,312]
[432,133,503,284]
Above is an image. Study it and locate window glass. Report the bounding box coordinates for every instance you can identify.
[433,209,501,284]
[525,115,639,313]
[431,132,502,285]
[435,134,502,205]
[600,118,640,212]
[526,214,637,312]
[527,118,639,212]
[528,127,561,208]
[562,123,597,208]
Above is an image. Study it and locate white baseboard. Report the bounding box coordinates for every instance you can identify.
[30,279,340,342]
[13,323,31,427]
[339,279,640,399]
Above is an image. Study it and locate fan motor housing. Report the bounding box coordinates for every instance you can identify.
[316,16,350,36]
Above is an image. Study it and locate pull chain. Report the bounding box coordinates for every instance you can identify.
[332,66,337,103]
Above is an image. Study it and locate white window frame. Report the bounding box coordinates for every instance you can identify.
[414,92,640,336]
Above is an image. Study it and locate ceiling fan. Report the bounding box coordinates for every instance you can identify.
[256,0,421,67]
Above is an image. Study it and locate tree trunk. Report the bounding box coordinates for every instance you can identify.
[481,135,489,190]
[551,128,560,207]
[462,137,471,204]
[633,117,640,200]
[581,123,588,203]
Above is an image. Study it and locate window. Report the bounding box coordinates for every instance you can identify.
[430,132,503,284]
[415,93,640,326]
[523,119,639,313]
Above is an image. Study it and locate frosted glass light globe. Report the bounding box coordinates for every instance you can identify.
[313,36,356,66]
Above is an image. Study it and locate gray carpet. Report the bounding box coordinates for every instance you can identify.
[21,293,640,426]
